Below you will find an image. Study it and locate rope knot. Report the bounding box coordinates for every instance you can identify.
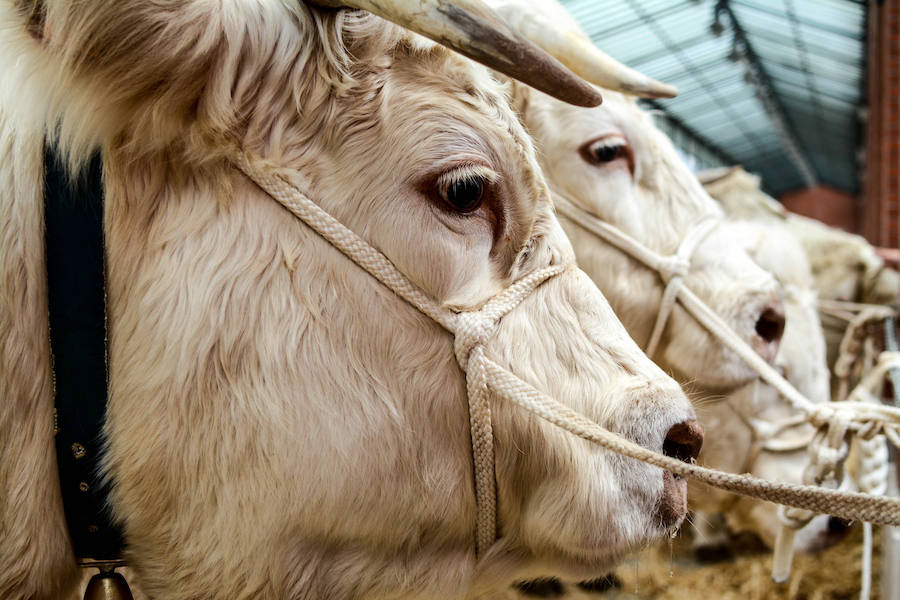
[454,311,497,371]
[857,420,881,441]
[807,404,836,429]
[658,256,690,284]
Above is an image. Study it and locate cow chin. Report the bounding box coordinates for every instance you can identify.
[478,442,685,587]
[481,267,696,581]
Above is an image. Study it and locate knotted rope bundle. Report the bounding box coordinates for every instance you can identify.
[825,303,896,402]
[231,150,900,562]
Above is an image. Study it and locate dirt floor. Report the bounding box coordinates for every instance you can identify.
[577,525,882,600]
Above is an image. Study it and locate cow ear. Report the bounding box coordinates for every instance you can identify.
[308,0,603,108]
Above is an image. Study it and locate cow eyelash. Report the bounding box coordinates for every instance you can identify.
[580,136,629,166]
[434,165,498,214]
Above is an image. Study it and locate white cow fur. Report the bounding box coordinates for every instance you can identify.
[0,2,698,599]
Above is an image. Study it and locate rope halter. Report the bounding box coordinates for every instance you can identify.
[553,198,717,357]
[646,218,718,356]
[230,149,900,563]
[453,265,567,555]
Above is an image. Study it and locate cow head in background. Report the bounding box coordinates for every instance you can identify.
[700,165,899,308]
[701,165,899,376]
[490,0,784,396]
[0,2,700,599]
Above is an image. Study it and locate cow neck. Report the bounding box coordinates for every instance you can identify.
[43,144,126,567]
[231,148,900,539]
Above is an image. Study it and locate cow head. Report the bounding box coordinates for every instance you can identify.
[0,2,700,598]
[487,1,784,396]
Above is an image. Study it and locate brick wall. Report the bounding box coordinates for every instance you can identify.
[861,0,900,248]
[781,185,858,231]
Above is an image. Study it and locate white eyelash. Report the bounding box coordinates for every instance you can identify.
[589,136,627,151]
[436,164,499,190]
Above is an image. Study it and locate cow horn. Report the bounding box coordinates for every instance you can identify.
[495,3,678,99]
[309,0,603,107]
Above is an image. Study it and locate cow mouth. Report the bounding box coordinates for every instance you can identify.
[657,418,702,528]
[658,471,688,528]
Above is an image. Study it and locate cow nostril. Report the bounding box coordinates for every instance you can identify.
[663,419,703,463]
[827,516,852,533]
[755,306,785,344]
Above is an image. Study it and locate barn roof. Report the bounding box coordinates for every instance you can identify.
[560,0,867,197]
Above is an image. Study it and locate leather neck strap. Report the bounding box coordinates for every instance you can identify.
[44,144,124,561]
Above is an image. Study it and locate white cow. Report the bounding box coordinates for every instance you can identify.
[480,2,840,593]
[700,166,900,371]
[691,221,840,557]
[0,2,701,599]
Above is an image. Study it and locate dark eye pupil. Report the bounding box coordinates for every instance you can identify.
[593,144,620,163]
[444,178,484,212]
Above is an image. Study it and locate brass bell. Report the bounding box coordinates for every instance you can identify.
[83,567,134,600]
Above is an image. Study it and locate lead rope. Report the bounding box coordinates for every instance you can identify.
[230,150,900,562]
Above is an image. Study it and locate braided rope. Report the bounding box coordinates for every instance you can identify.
[231,150,900,562]
[454,266,567,556]
[481,356,900,525]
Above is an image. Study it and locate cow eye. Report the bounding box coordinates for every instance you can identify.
[582,138,628,165]
[435,166,495,214]
[440,177,484,212]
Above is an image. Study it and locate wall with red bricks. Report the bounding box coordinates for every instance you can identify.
[861,0,900,248]
[781,185,858,232]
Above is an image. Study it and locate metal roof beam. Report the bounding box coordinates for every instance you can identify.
[623,0,771,157]
[714,0,817,187]
[731,0,863,40]
[643,99,741,167]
